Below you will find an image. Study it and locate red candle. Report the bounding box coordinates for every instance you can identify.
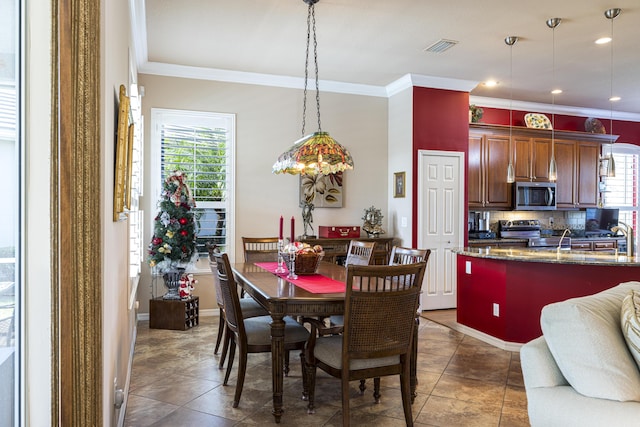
[279,216,284,240]
[290,216,295,243]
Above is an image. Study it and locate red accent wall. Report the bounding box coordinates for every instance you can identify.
[457,255,640,343]
[481,107,640,146]
[412,87,470,246]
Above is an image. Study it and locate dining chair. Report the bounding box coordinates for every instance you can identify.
[303,262,427,426]
[213,252,310,408]
[389,246,431,266]
[207,243,268,369]
[344,240,376,266]
[242,237,279,263]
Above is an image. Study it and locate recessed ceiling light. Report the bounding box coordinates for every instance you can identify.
[551,89,563,95]
[595,37,612,44]
[610,96,621,102]
[483,80,498,87]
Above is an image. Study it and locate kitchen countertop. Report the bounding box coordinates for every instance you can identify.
[454,246,640,266]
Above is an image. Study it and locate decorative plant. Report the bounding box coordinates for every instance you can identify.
[469,105,483,123]
[148,170,197,272]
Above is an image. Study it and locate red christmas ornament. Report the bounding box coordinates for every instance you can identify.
[179,217,187,225]
[180,230,188,236]
[152,237,163,245]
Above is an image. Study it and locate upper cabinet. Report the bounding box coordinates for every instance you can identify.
[469,124,616,210]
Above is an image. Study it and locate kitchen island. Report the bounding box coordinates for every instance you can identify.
[453,247,640,349]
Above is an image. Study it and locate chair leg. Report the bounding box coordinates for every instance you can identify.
[300,350,309,401]
[373,377,381,403]
[341,376,351,427]
[306,363,317,414]
[400,359,414,427]
[218,324,230,369]
[359,379,366,394]
[284,350,290,377]
[223,336,236,386]
[233,342,248,408]
[214,310,225,354]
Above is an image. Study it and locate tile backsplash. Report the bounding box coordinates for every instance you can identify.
[478,210,586,233]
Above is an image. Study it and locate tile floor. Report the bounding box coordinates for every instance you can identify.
[124,310,530,426]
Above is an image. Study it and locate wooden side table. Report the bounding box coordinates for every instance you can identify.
[149,296,199,330]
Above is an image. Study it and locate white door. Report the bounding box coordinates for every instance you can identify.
[417,150,464,310]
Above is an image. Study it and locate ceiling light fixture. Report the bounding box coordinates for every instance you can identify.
[272,0,354,176]
[505,36,518,184]
[484,80,499,87]
[605,8,621,178]
[595,36,612,45]
[547,17,561,182]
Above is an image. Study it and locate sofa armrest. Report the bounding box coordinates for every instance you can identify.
[521,336,568,389]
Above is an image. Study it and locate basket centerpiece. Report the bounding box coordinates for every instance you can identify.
[282,242,324,275]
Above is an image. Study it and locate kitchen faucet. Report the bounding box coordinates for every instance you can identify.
[557,228,571,253]
[611,221,634,256]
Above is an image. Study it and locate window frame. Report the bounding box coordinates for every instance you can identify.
[150,108,236,271]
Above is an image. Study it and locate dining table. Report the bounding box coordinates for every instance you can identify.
[231,260,419,423]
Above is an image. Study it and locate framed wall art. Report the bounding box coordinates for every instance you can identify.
[113,84,130,221]
[394,171,405,198]
[299,172,343,208]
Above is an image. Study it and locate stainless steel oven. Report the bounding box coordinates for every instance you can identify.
[514,181,556,210]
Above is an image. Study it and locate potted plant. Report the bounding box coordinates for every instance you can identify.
[148,170,197,299]
[469,105,483,123]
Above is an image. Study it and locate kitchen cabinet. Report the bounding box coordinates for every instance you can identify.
[555,140,599,209]
[514,137,552,182]
[468,131,512,209]
[469,239,528,248]
[570,238,623,252]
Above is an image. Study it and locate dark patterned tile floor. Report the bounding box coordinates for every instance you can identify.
[124,310,529,426]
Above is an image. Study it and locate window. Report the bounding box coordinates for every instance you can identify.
[128,84,143,308]
[602,143,639,250]
[0,0,20,424]
[151,109,235,270]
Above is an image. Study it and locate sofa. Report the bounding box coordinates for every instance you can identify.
[521,281,640,426]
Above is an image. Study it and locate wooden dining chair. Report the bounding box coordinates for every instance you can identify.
[242,237,279,263]
[207,243,268,369]
[389,246,431,266]
[303,262,427,426]
[213,252,310,408]
[344,240,376,266]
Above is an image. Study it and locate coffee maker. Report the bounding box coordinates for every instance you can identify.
[468,211,495,239]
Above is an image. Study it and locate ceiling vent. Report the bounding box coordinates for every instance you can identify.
[424,39,459,53]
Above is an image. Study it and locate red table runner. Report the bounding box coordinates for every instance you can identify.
[255,262,346,294]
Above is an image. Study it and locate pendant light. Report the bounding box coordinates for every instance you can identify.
[605,8,621,178]
[272,0,354,176]
[505,36,518,184]
[546,18,561,182]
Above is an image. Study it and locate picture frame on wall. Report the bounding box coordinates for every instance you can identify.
[113,84,130,221]
[394,171,405,198]
[299,172,344,208]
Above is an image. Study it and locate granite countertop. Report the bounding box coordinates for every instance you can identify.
[454,246,640,266]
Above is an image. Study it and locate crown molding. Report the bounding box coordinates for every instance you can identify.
[386,73,478,97]
[470,95,640,122]
[129,0,148,69]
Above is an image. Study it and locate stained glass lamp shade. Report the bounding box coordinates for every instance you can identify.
[272,131,354,175]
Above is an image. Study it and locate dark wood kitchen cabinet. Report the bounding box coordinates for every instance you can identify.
[514,137,552,182]
[468,131,512,209]
[555,140,599,209]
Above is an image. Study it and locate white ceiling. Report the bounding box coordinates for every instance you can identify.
[136,0,640,118]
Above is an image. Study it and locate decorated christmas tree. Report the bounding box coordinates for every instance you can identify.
[148,170,197,273]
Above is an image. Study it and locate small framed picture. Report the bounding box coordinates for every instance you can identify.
[394,172,405,198]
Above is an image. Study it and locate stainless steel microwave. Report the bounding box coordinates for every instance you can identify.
[514,181,556,210]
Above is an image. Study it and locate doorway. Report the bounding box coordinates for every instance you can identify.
[417,150,464,310]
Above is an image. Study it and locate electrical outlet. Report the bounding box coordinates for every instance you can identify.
[401,217,408,228]
[493,303,500,317]
[465,261,471,275]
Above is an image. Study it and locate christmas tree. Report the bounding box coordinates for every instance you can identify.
[148,170,197,271]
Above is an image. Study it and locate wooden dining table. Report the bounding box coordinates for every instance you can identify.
[231,260,419,424]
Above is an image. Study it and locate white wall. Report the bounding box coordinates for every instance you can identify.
[137,74,389,313]
[387,87,414,246]
[102,0,138,425]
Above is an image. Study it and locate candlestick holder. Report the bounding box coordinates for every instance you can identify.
[285,246,298,280]
[275,239,286,274]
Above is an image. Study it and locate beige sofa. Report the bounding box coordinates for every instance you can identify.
[521,281,640,427]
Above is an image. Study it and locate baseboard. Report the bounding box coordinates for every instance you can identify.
[454,323,523,352]
[116,322,137,427]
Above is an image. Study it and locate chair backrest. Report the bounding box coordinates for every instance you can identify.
[345,240,375,266]
[206,243,225,308]
[389,246,431,266]
[213,252,245,338]
[342,262,427,361]
[242,237,279,263]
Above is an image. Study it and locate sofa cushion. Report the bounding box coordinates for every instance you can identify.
[540,281,640,402]
[621,290,640,369]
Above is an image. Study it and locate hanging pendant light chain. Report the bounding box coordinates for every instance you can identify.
[301,3,312,136]
[312,4,322,132]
